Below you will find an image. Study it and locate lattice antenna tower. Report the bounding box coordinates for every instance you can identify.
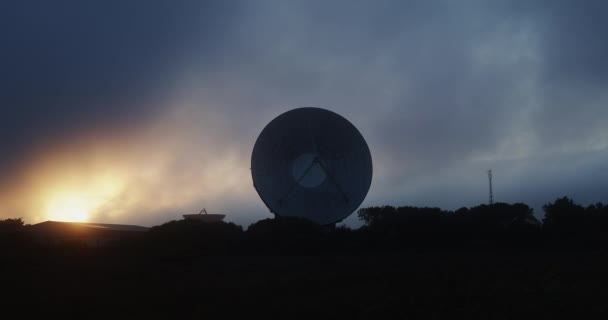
[488,169,494,205]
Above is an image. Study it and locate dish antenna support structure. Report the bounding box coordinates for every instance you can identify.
[251,107,373,225]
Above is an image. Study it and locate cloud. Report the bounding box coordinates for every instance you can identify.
[1,0,607,226]
[0,0,239,177]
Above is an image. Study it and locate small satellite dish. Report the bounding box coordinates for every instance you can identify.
[183,208,225,223]
[251,107,372,225]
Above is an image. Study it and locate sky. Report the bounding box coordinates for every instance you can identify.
[1,0,607,228]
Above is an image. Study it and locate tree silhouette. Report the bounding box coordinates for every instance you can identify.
[466,203,539,232]
[0,218,25,233]
[542,196,587,232]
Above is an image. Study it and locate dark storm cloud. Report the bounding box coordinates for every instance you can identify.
[204,0,608,215]
[532,1,608,85]
[528,1,608,152]
[197,0,538,174]
[0,0,239,179]
[2,0,607,225]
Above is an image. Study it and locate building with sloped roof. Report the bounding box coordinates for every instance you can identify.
[27,221,149,247]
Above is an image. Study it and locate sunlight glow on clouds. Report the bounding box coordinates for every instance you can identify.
[2,1,608,226]
[21,98,259,225]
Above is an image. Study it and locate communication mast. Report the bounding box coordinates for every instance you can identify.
[488,169,494,205]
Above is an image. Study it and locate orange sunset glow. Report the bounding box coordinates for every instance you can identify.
[45,193,92,222]
[3,105,259,226]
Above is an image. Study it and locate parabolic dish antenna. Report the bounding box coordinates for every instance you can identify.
[251,107,373,225]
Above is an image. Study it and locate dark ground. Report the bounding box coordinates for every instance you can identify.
[3,199,608,319]
[3,249,608,319]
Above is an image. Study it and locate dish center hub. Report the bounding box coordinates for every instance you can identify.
[291,153,326,188]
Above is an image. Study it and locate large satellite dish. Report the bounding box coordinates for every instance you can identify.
[251,107,372,225]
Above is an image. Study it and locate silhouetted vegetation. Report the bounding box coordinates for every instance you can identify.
[3,196,608,318]
[357,202,543,251]
[0,217,25,233]
[541,196,608,249]
[542,196,608,233]
[3,196,608,254]
[0,218,30,252]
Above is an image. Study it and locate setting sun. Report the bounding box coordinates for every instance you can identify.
[45,194,92,222]
[31,168,127,223]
